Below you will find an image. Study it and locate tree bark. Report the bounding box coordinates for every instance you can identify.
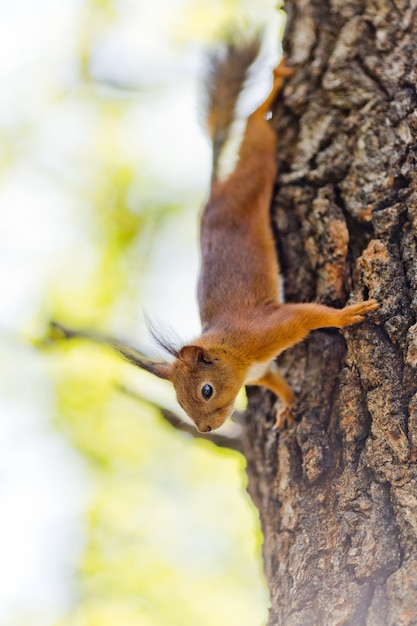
[242,1,417,624]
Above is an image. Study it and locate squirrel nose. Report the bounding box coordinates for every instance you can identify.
[199,425,212,433]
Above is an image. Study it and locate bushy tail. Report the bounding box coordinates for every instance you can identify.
[203,31,262,181]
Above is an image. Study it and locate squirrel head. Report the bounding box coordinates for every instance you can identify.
[166,344,244,432]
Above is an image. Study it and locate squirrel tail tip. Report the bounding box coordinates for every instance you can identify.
[202,29,262,179]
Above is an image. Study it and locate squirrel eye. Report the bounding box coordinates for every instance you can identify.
[201,384,213,400]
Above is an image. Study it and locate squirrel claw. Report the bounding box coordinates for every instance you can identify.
[339,298,379,327]
[274,405,296,430]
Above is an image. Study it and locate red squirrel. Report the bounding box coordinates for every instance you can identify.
[53,35,378,432]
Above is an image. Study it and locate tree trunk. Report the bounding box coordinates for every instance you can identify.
[242,1,417,624]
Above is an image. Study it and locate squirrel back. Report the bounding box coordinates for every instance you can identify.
[202,32,262,181]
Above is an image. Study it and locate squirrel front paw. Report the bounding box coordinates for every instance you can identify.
[337,299,379,327]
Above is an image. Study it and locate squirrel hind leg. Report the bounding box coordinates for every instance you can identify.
[275,405,296,430]
[252,362,296,430]
[254,57,293,118]
[273,57,294,79]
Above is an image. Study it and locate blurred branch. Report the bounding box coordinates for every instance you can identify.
[46,321,168,376]
[118,384,243,453]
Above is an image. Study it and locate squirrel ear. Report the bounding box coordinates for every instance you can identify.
[179,345,207,365]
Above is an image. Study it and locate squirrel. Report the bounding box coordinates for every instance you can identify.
[52,34,378,432]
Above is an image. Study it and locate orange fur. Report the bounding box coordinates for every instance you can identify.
[154,55,378,432]
[63,44,376,433]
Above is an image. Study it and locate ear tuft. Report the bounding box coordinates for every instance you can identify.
[145,315,180,358]
[149,362,172,381]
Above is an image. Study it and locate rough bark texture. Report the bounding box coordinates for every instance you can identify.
[242,1,417,624]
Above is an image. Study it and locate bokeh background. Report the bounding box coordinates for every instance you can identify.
[0,1,284,624]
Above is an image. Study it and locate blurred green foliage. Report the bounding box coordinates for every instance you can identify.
[3,0,286,623]
[50,343,267,625]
